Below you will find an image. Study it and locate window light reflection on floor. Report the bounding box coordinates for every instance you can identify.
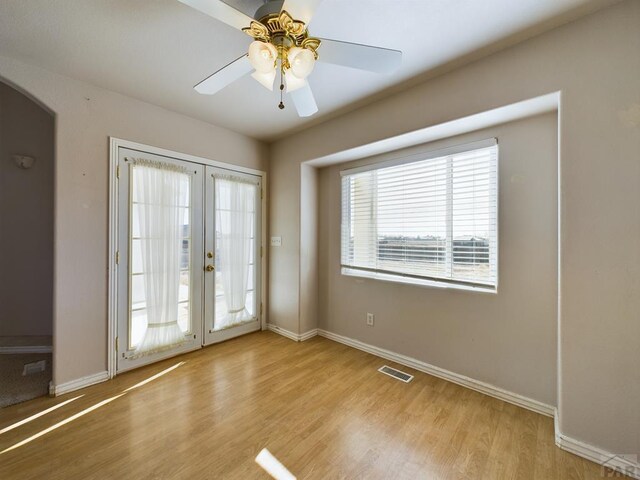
[0,361,186,454]
[0,394,126,454]
[124,361,186,392]
[255,448,296,480]
[0,395,84,436]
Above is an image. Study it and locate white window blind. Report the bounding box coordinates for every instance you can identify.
[341,141,498,290]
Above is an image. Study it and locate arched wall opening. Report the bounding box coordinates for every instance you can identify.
[0,78,55,406]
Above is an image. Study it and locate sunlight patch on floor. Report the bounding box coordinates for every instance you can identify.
[256,448,296,480]
[1,361,186,454]
[123,361,186,392]
[0,394,126,454]
[0,395,84,435]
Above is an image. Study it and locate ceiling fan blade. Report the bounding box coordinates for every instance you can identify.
[178,0,253,31]
[194,54,253,95]
[281,0,324,25]
[318,38,402,74]
[290,82,318,117]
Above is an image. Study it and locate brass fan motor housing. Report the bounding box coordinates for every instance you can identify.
[242,10,321,62]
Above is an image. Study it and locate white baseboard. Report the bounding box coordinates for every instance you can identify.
[267,324,299,341]
[37,326,640,478]
[267,324,318,342]
[0,345,52,354]
[299,328,319,341]
[316,329,554,417]
[316,329,640,478]
[555,413,640,479]
[49,371,109,396]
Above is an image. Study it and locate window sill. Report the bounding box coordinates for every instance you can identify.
[341,268,497,294]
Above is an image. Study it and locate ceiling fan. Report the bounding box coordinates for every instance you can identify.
[178,0,402,117]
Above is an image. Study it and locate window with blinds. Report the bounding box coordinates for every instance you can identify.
[341,140,498,290]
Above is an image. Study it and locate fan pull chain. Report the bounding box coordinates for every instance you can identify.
[278,62,285,110]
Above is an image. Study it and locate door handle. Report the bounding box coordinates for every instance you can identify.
[205,265,215,272]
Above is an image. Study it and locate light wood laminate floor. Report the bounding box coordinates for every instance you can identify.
[0,332,619,479]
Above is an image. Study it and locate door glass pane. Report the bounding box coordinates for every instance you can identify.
[178,301,190,332]
[128,162,192,351]
[130,309,147,349]
[131,239,144,274]
[245,290,255,317]
[131,274,146,310]
[212,177,258,331]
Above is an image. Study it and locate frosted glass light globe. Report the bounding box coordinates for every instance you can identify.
[248,41,278,73]
[284,69,307,92]
[287,47,315,79]
[252,70,277,91]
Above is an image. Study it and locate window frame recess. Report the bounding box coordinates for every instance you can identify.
[340,138,499,293]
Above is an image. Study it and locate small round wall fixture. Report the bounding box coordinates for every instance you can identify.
[12,154,36,170]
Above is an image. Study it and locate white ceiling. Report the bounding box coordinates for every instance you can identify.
[0,0,619,141]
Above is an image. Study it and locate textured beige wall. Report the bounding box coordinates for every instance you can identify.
[0,82,54,337]
[0,55,268,386]
[299,164,318,335]
[270,0,639,456]
[319,113,558,406]
[268,144,300,333]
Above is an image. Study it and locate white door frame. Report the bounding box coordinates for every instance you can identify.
[108,137,268,379]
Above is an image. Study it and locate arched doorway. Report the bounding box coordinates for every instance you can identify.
[0,80,54,407]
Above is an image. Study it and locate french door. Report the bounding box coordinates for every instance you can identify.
[116,148,261,372]
[203,166,262,345]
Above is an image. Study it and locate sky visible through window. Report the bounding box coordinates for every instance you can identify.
[342,144,497,287]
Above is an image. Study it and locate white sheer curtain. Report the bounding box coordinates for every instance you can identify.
[214,176,257,330]
[133,159,189,356]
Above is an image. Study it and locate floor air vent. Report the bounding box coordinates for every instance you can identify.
[22,360,47,376]
[378,365,413,383]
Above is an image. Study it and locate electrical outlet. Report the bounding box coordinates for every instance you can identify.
[366,313,374,326]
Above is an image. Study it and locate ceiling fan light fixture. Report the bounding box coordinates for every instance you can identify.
[284,69,307,92]
[287,46,315,79]
[248,40,278,73]
[251,69,277,91]
[183,0,402,118]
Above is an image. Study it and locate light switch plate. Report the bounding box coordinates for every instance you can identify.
[270,236,282,247]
